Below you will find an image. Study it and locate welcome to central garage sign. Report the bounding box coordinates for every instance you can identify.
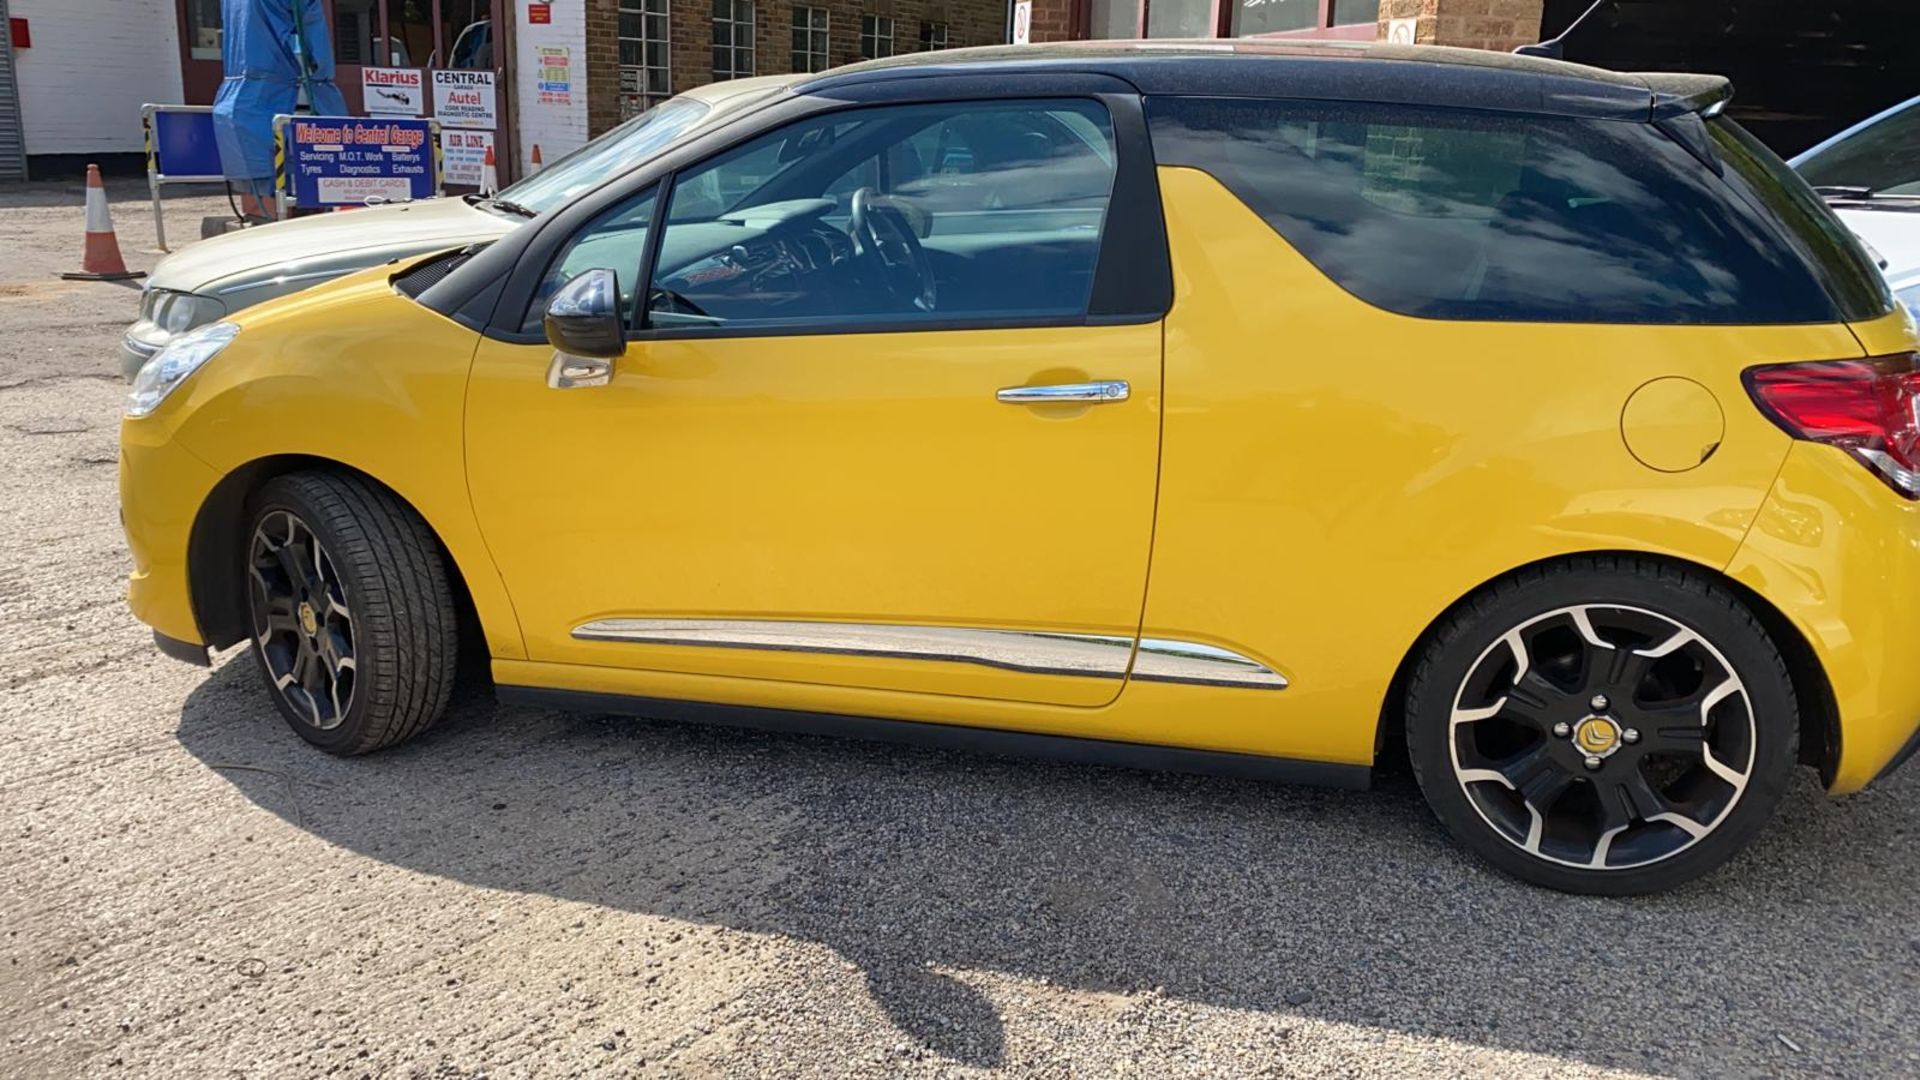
[274,116,442,214]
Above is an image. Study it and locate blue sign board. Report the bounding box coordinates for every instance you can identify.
[277,116,439,210]
[150,110,224,179]
[144,104,229,251]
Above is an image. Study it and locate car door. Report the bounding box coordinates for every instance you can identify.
[464,92,1171,707]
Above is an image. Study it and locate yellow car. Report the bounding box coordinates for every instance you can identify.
[119,42,1919,894]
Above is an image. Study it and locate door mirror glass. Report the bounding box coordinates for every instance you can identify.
[544,268,625,358]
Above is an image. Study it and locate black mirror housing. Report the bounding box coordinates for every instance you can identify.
[543,268,625,359]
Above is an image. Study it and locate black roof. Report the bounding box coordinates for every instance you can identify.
[796,40,1731,122]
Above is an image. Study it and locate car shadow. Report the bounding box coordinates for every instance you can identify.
[177,656,1919,1073]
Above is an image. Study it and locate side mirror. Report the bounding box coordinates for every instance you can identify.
[543,268,624,359]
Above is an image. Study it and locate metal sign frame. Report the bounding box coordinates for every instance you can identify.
[142,103,225,252]
[272,113,444,219]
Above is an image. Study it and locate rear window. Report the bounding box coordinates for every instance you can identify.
[1706,117,1893,322]
[1147,97,1892,325]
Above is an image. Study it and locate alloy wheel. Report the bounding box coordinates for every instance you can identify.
[1447,604,1756,871]
[247,510,357,730]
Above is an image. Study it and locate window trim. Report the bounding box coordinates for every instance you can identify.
[459,76,1170,345]
[920,20,950,50]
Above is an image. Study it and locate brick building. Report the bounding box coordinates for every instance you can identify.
[1,0,1908,180]
[583,0,1009,138]
[575,0,1551,144]
[1021,0,1544,53]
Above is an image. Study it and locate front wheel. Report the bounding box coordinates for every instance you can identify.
[243,472,459,755]
[1405,557,1798,895]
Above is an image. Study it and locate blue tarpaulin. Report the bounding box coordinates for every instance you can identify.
[212,0,348,192]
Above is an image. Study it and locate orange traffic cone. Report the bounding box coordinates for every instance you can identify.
[61,165,143,282]
[530,144,543,174]
[480,144,498,196]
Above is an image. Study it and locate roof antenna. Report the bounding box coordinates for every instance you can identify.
[1513,0,1611,59]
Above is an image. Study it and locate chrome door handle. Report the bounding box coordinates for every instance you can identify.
[547,351,613,390]
[996,380,1130,405]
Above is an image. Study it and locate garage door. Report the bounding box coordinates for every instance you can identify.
[0,0,24,181]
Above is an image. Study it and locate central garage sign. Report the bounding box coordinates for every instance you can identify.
[432,70,499,129]
[274,116,442,214]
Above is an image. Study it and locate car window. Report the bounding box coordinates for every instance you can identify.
[1707,118,1893,323]
[669,134,800,221]
[522,186,659,333]
[1147,96,1863,325]
[645,99,1117,333]
[1796,101,1920,197]
[498,98,713,214]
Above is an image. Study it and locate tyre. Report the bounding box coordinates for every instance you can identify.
[1405,556,1797,895]
[243,471,459,755]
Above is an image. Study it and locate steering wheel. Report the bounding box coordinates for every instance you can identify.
[848,187,937,312]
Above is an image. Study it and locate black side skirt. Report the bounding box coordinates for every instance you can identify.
[496,685,1372,791]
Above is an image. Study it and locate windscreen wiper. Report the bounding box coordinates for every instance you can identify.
[1812,185,1920,204]
[485,197,540,218]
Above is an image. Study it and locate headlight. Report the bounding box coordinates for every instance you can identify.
[149,290,227,335]
[126,322,240,418]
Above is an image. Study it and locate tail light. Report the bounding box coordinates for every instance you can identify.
[1744,353,1920,498]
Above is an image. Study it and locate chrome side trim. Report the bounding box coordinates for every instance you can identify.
[569,619,1288,690]
[573,619,1134,679]
[1133,638,1290,689]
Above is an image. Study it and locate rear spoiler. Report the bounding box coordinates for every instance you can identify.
[1635,73,1734,175]
[1639,73,1734,120]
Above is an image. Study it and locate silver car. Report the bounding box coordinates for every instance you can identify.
[122,75,799,379]
[1791,94,1920,318]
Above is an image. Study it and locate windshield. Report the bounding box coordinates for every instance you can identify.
[494,97,714,213]
[1797,100,1920,196]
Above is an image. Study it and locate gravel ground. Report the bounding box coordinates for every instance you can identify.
[1,178,1917,1079]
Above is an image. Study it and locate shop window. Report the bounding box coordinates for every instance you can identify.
[1330,0,1379,25]
[1087,0,1138,37]
[1147,0,1212,37]
[860,15,894,59]
[792,5,830,73]
[441,0,495,68]
[332,0,378,66]
[1068,0,1378,37]
[387,0,434,66]
[1231,0,1317,35]
[920,20,950,50]
[714,0,757,80]
[621,0,673,115]
[185,0,223,60]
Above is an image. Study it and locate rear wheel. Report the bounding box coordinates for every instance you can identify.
[1405,557,1797,894]
[244,472,458,755]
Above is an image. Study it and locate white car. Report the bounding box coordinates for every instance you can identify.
[122,75,800,379]
[1792,95,1920,317]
